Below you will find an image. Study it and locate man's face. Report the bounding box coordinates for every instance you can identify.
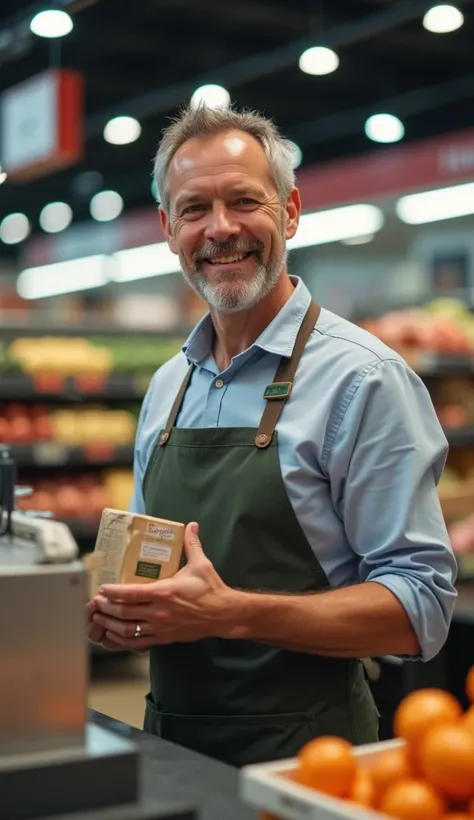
[160,129,300,313]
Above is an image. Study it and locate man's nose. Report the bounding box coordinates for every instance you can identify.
[204,205,240,243]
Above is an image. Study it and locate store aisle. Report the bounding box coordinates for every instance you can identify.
[88,652,149,729]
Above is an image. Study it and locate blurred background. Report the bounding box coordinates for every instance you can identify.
[1,0,474,734]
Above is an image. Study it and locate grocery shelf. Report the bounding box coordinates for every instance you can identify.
[0,322,191,338]
[445,428,474,448]
[7,443,134,468]
[402,351,474,376]
[0,373,152,401]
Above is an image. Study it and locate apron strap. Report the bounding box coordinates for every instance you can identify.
[255,301,321,449]
[159,364,194,446]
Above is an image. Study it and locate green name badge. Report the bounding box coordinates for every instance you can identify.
[263,381,292,401]
[135,561,162,580]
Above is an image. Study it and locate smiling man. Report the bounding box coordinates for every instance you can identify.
[88,104,457,768]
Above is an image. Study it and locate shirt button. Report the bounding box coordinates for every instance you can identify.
[215,379,225,388]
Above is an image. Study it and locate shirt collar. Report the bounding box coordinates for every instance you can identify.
[182,276,312,365]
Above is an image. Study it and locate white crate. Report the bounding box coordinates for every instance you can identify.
[239,739,404,820]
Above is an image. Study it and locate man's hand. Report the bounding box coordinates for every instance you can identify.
[90,522,239,651]
[86,599,126,651]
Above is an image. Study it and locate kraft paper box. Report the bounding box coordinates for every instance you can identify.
[87,508,185,596]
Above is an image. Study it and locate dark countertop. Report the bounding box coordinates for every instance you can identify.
[90,710,257,820]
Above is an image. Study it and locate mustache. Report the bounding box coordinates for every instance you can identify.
[193,239,263,263]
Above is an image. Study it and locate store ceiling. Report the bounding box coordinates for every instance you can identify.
[1,0,474,247]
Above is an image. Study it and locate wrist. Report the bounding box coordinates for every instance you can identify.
[217,588,278,640]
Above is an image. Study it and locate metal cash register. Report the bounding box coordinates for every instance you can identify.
[0,446,194,820]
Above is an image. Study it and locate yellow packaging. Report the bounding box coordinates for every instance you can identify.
[90,508,185,595]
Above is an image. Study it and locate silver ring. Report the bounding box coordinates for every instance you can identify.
[133,624,142,639]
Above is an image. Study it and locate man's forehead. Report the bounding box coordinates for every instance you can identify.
[168,130,270,186]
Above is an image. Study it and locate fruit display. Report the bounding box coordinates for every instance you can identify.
[0,335,183,377]
[255,670,474,820]
[0,403,137,446]
[359,298,474,356]
[16,469,134,522]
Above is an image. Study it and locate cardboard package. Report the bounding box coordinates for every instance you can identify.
[86,508,185,596]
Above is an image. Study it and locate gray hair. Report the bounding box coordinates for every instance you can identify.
[153,104,296,214]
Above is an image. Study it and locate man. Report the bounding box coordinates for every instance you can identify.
[88,104,457,768]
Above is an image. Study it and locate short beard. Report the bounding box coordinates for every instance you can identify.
[180,236,288,314]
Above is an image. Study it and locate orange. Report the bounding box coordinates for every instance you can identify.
[464,706,474,738]
[441,815,472,820]
[466,667,474,704]
[419,725,474,800]
[297,736,357,798]
[369,745,413,803]
[380,778,445,820]
[394,690,462,752]
[348,769,374,808]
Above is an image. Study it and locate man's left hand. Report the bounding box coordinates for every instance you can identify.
[91,522,238,650]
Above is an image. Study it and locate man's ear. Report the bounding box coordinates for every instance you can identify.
[159,208,178,255]
[285,187,301,241]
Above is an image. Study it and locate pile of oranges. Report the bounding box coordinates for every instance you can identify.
[263,668,474,820]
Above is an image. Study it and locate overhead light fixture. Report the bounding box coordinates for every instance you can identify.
[288,141,303,170]
[39,202,72,234]
[288,204,384,250]
[342,234,375,246]
[17,255,111,300]
[364,113,405,144]
[30,9,74,38]
[396,182,474,225]
[90,190,123,222]
[423,4,464,33]
[103,116,141,145]
[112,243,181,283]
[299,46,339,76]
[0,213,30,245]
[190,84,231,109]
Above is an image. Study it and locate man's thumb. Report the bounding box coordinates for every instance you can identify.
[184,521,203,561]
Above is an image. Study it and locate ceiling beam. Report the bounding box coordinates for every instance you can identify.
[84,0,441,137]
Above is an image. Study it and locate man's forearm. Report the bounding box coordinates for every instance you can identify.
[221,581,420,657]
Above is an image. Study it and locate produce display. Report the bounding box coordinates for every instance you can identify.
[268,670,474,819]
[16,469,134,521]
[0,403,138,446]
[0,335,183,376]
[359,298,474,356]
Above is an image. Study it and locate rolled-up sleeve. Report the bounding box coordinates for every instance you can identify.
[327,358,458,661]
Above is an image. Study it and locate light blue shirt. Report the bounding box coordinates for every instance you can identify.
[131,276,457,662]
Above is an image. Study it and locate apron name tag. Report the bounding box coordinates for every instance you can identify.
[263,381,292,401]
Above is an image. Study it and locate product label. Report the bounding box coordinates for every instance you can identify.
[135,561,162,580]
[140,542,172,562]
[146,521,174,540]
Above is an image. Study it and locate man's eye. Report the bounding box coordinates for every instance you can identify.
[182,204,205,215]
[236,197,257,206]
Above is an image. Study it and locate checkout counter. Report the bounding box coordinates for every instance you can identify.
[0,447,256,820]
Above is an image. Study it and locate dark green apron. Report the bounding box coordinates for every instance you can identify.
[142,301,379,767]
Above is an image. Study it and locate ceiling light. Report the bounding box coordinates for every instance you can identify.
[299,46,339,76]
[90,190,123,222]
[342,234,375,246]
[288,204,384,251]
[0,213,30,245]
[30,9,73,38]
[190,84,231,109]
[288,141,303,170]
[423,4,464,33]
[113,243,181,282]
[103,116,141,145]
[396,182,474,224]
[39,202,72,234]
[17,255,111,300]
[365,113,405,144]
